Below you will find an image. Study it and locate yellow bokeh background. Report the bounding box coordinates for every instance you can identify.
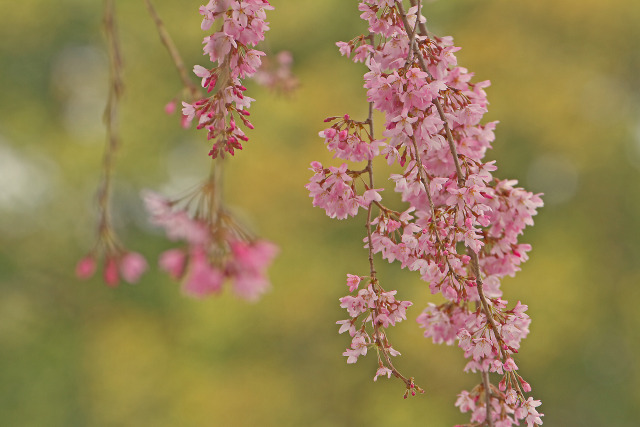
[1,0,639,425]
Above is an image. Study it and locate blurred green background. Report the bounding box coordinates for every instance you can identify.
[1,0,639,425]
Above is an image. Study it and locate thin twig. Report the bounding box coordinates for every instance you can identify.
[363,32,421,393]
[408,0,430,37]
[365,101,377,280]
[143,0,200,99]
[96,0,124,251]
[482,370,493,421]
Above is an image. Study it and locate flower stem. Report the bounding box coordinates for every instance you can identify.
[96,0,124,251]
[142,0,200,100]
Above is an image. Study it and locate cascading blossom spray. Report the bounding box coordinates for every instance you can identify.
[307,1,543,425]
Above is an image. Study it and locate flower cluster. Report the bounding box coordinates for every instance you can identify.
[306,162,384,220]
[305,114,385,219]
[76,246,147,287]
[337,274,420,395]
[76,0,148,288]
[143,176,277,301]
[182,0,274,158]
[308,1,543,424]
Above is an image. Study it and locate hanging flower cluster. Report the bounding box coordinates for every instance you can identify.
[78,0,279,298]
[76,233,148,287]
[76,0,148,288]
[307,1,543,425]
[182,0,274,158]
[143,172,277,301]
[156,0,278,301]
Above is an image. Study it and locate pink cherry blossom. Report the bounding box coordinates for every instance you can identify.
[103,256,119,287]
[373,366,393,381]
[346,274,361,292]
[159,249,187,279]
[143,185,278,302]
[182,248,224,298]
[119,252,148,283]
[75,255,96,279]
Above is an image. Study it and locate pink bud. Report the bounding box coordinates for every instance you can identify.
[75,255,96,279]
[182,250,224,298]
[103,257,119,287]
[159,249,187,279]
[164,100,176,115]
[323,128,337,139]
[181,114,191,129]
[519,377,532,392]
[120,252,148,283]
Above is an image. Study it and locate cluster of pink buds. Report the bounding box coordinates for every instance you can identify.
[143,180,277,301]
[308,1,543,425]
[182,0,274,158]
[76,246,147,287]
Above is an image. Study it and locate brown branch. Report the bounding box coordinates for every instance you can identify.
[397,2,464,184]
[408,0,430,38]
[482,370,493,423]
[362,32,422,395]
[143,0,199,99]
[96,0,124,252]
[365,101,377,280]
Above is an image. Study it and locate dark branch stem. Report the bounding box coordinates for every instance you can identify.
[482,370,493,421]
[365,101,377,279]
[96,0,124,251]
[143,0,200,99]
[408,0,430,37]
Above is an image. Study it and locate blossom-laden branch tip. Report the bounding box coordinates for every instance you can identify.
[182,0,274,159]
[307,1,543,425]
[77,0,148,287]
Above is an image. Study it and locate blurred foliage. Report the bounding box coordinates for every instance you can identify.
[1,0,639,426]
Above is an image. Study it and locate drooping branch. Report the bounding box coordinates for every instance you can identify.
[142,0,199,99]
[97,0,124,247]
